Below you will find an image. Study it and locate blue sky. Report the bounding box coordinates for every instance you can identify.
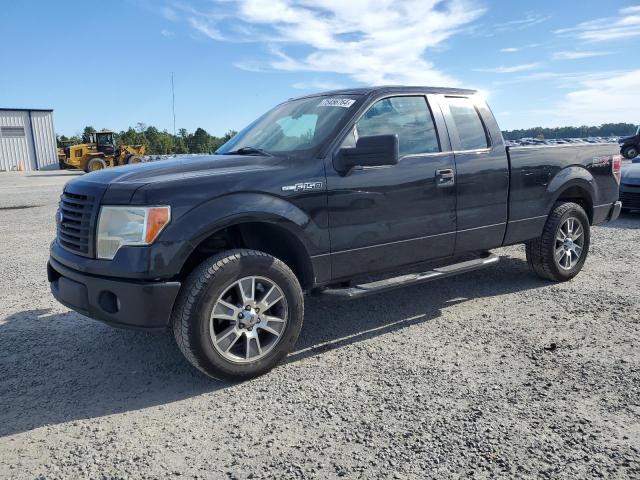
[1,0,638,136]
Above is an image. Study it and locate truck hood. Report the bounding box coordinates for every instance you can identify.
[74,154,282,185]
[63,154,288,204]
[620,134,639,144]
[621,163,640,186]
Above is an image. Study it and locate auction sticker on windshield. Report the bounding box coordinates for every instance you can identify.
[318,98,356,108]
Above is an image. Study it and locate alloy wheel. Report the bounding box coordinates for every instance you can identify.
[209,276,288,363]
[554,217,585,270]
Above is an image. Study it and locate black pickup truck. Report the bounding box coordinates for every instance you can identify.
[620,126,640,160]
[48,86,622,380]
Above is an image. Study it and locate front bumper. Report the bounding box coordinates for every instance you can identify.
[48,257,181,331]
[620,184,640,211]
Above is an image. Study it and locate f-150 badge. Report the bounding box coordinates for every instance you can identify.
[282,182,324,192]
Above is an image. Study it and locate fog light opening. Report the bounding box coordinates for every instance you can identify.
[98,291,120,314]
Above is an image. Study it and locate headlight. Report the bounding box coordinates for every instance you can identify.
[96,206,171,260]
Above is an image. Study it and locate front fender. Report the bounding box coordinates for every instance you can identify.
[148,192,326,278]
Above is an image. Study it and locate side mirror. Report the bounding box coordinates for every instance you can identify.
[334,134,399,175]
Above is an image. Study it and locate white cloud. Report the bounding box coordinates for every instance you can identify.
[189,17,224,40]
[160,29,175,37]
[474,63,542,73]
[492,13,551,32]
[621,5,640,14]
[556,5,640,41]
[545,70,640,125]
[232,60,266,72]
[181,0,486,86]
[552,51,610,60]
[162,6,178,21]
[491,70,630,89]
[291,80,346,91]
[499,43,540,53]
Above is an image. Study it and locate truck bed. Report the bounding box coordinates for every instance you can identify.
[503,142,620,245]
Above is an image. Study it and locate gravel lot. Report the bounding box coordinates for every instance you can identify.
[0,171,638,479]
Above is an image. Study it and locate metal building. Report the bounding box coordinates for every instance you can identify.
[0,108,58,172]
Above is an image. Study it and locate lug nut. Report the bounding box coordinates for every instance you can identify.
[245,305,252,310]
[238,313,244,319]
[238,322,246,329]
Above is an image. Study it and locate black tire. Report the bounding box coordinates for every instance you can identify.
[623,146,639,159]
[58,158,67,170]
[621,208,631,214]
[126,155,143,165]
[526,202,590,282]
[85,157,107,173]
[171,249,304,381]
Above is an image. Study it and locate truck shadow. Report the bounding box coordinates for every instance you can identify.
[0,254,547,437]
[597,211,640,230]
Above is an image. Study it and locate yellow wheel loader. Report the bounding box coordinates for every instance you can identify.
[61,131,145,173]
[57,140,75,169]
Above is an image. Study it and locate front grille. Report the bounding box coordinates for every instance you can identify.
[620,191,640,210]
[57,191,96,256]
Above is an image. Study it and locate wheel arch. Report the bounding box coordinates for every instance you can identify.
[546,167,596,224]
[178,219,316,290]
[164,193,322,290]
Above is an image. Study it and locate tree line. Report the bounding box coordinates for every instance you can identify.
[58,122,637,153]
[57,124,237,155]
[502,123,636,141]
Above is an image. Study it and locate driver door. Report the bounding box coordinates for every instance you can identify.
[325,94,457,280]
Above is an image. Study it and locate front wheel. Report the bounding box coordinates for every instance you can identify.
[622,146,638,160]
[171,249,304,381]
[85,157,107,173]
[526,202,590,282]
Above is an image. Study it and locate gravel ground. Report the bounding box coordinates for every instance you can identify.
[0,171,638,479]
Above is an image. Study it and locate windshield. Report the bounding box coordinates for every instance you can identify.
[216,95,360,155]
[96,134,113,145]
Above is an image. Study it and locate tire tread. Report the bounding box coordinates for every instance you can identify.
[526,202,588,282]
[171,249,300,379]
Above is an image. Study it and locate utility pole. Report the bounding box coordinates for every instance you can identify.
[171,72,177,150]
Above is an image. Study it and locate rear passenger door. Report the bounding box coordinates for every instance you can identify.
[438,95,509,253]
[326,94,457,280]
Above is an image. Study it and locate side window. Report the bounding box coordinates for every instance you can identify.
[346,96,440,157]
[446,97,490,151]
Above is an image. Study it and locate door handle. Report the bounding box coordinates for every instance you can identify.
[435,168,455,187]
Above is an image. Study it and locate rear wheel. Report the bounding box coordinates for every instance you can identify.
[623,146,639,159]
[85,157,107,173]
[171,249,304,381]
[526,202,590,282]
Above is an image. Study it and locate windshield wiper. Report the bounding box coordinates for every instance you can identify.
[223,146,272,156]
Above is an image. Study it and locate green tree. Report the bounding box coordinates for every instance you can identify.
[189,127,211,153]
[174,136,188,154]
[82,126,96,142]
[502,123,636,140]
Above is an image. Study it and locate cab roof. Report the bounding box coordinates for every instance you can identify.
[293,85,477,101]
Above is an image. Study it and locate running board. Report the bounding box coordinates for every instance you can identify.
[321,252,500,299]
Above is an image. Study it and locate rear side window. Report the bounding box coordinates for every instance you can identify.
[353,96,440,157]
[446,97,490,151]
